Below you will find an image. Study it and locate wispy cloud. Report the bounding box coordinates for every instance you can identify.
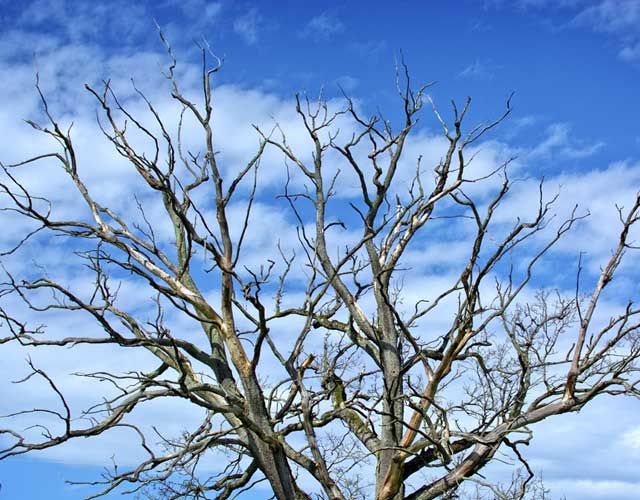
[458,59,500,79]
[484,0,584,11]
[489,0,640,64]
[619,42,640,62]
[347,39,388,58]
[178,0,222,25]
[573,0,640,62]
[572,0,640,34]
[233,7,262,45]
[17,0,148,45]
[334,75,359,91]
[514,114,540,128]
[529,123,605,159]
[13,0,225,52]
[301,12,344,41]
[622,426,640,451]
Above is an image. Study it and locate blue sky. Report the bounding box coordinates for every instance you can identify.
[1,1,640,499]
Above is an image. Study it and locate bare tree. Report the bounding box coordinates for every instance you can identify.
[1,37,639,500]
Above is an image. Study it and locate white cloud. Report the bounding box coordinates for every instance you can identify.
[334,75,359,91]
[347,39,388,58]
[489,159,640,286]
[458,59,499,80]
[484,0,583,12]
[233,8,262,45]
[489,0,640,65]
[547,479,640,499]
[622,426,640,451]
[178,0,222,24]
[572,0,640,34]
[619,41,640,62]
[301,12,344,41]
[528,123,604,159]
[18,0,148,44]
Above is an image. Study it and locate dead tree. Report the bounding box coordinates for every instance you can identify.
[1,37,639,500]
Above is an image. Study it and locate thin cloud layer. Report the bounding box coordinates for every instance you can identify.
[489,0,640,64]
[301,12,345,41]
[233,8,262,45]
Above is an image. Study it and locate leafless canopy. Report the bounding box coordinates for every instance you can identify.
[1,36,639,500]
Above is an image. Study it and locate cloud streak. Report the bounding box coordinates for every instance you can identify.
[301,12,344,41]
[489,0,640,63]
[233,8,262,45]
